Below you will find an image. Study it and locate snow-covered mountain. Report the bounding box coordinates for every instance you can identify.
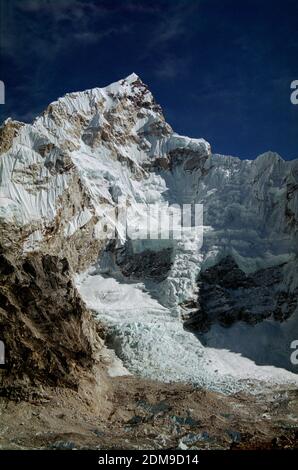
[1,73,297,393]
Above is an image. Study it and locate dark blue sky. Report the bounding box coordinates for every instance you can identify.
[0,0,298,159]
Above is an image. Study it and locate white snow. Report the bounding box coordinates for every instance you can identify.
[64,208,93,237]
[1,74,297,394]
[75,269,298,394]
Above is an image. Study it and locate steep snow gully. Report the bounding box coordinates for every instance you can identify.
[1,73,298,394]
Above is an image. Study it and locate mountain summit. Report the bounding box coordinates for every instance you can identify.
[0,75,297,395]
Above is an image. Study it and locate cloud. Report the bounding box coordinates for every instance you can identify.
[147,0,199,50]
[151,14,185,46]
[125,1,161,14]
[0,0,129,60]
[73,24,131,44]
[155,55,190,80]
[17,0,107,18]
[143,1,200,80]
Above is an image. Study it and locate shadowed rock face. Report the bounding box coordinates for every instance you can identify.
[183,256,298,332]
[115,243,173,281]
[0,248,104,389]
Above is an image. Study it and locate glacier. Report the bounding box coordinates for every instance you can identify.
[0,73,297,394]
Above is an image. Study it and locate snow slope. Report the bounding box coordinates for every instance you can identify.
[75,269,298,394]
[1,73,297,393]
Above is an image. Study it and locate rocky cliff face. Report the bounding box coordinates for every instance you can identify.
[184,256,298,331]
[0,248,105,391]
[0,73,297,394]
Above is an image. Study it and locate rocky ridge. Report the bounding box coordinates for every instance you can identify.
[0,73,297,395]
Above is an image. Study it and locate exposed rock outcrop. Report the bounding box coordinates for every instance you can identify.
[183,256,298,332]
[0,248,104,390]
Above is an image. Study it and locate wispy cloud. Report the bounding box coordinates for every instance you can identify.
[1,0,130,60]
[73,24,131,44]
[144,1,200,80]
[147,0,200,50]
[155,55,190,79]
[125,1,161,14]
[151,14,185,46]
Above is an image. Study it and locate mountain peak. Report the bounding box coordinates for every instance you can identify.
[36,73,158,127]
[1,73,298,399]
[121,72,140,84]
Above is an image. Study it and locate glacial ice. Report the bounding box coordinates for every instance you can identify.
[1,73,297,394]
[76,269,298,394]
